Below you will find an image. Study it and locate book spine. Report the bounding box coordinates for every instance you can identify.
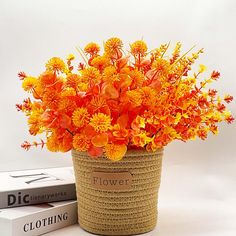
[0,184,76,209]
[11,202,77,236]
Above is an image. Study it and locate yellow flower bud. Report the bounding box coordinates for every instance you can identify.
[199,64,207,73]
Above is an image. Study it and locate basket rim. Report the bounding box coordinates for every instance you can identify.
[72,147,164,158]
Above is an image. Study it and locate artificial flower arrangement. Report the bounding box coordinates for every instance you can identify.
[16,38,234,235]
[17,37,234,160]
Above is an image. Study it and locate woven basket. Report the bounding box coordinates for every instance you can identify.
[72,148,163,236]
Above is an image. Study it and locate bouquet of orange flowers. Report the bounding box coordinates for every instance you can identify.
[16,37,234,161]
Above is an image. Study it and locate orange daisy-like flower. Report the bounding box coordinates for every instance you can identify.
[42,91,60,109]
[73,133,90,151]
[46,133,59,152]
[84,42,100,56]
[65,74,80,89]
[152,58,170,76]
[89,96,109,114]
[61,87,76,97]
[130,40,148,56]
[78,82,88,92]
[47,130,73,153]
[46,57,66,73]
[129,70,145,88]
[140,87,157,106]
[58,98,76,113]
[105,143,127,161]
[90,113,111,132]
[46,130,68,152]
[22,77,38,92]
[102,66,119,83]
[72,108,90,128]
[28,110,43,135]
[81,67,100,84]
[91,55,110,71]
[104,37,123,55]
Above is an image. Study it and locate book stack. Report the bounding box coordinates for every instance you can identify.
[0,167,77,236]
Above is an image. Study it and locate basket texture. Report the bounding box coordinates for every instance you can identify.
[72,148,163,236]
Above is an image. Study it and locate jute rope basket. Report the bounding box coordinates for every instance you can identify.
[72,148,163,236]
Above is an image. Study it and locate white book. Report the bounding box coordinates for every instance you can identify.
[0,200,78,236]
[0,167,76,208]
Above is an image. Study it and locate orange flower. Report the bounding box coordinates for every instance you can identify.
[90,113,111,132]
[104,37,123,55]
[84,42,100,56]
[18,38,234,160]
[152,58,170,76]
[47,130,73,152]
[61,87,76,97]
[91,55,110,71]
[42,91,60,109]
[46,133,59,152]
[22,77,38,92]
[105,143,127,161]
[102,66,119,83]
[72,108,90,128]
[140,87,157,106]
[88,96,110,114]
[81,67,100,84]
[28,110,43,135]
[73,133,90,151]
[129,70,145,88]
[130,40,147,56]
[65,74,80,89]
[46,57,66,73]
[58,98,77,113]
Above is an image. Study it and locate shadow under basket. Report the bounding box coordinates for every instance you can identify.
[72,148,163,236]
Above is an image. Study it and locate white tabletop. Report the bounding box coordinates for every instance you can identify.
[46,203,236,236]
